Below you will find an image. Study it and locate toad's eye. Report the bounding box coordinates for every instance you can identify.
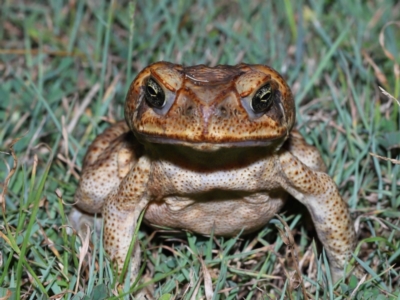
[251,84,273,113]
[144,78,165,108]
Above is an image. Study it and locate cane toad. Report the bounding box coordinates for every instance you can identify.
[70,62,359,294]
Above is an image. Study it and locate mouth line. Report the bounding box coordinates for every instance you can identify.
[134,132,284,147]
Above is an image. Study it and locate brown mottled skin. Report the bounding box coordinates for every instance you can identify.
[70,62,359,295]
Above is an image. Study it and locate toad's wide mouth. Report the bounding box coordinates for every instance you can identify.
[134,132,287,151]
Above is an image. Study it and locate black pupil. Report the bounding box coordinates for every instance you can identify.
[252,84,272,113]
[145,78,165,108]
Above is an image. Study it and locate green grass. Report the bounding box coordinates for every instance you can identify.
[1,0,400,299]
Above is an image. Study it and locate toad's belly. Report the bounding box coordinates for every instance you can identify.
[144,191,287,236]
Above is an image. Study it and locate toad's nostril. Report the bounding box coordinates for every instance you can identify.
[219,106,228,117]
[185,105,193,116]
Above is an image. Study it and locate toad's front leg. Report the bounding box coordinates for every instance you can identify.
[103,156,151,290]
[277,151,360,282]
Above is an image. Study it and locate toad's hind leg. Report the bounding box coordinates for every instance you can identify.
[69,121,139,235]
[285,129,327,172]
